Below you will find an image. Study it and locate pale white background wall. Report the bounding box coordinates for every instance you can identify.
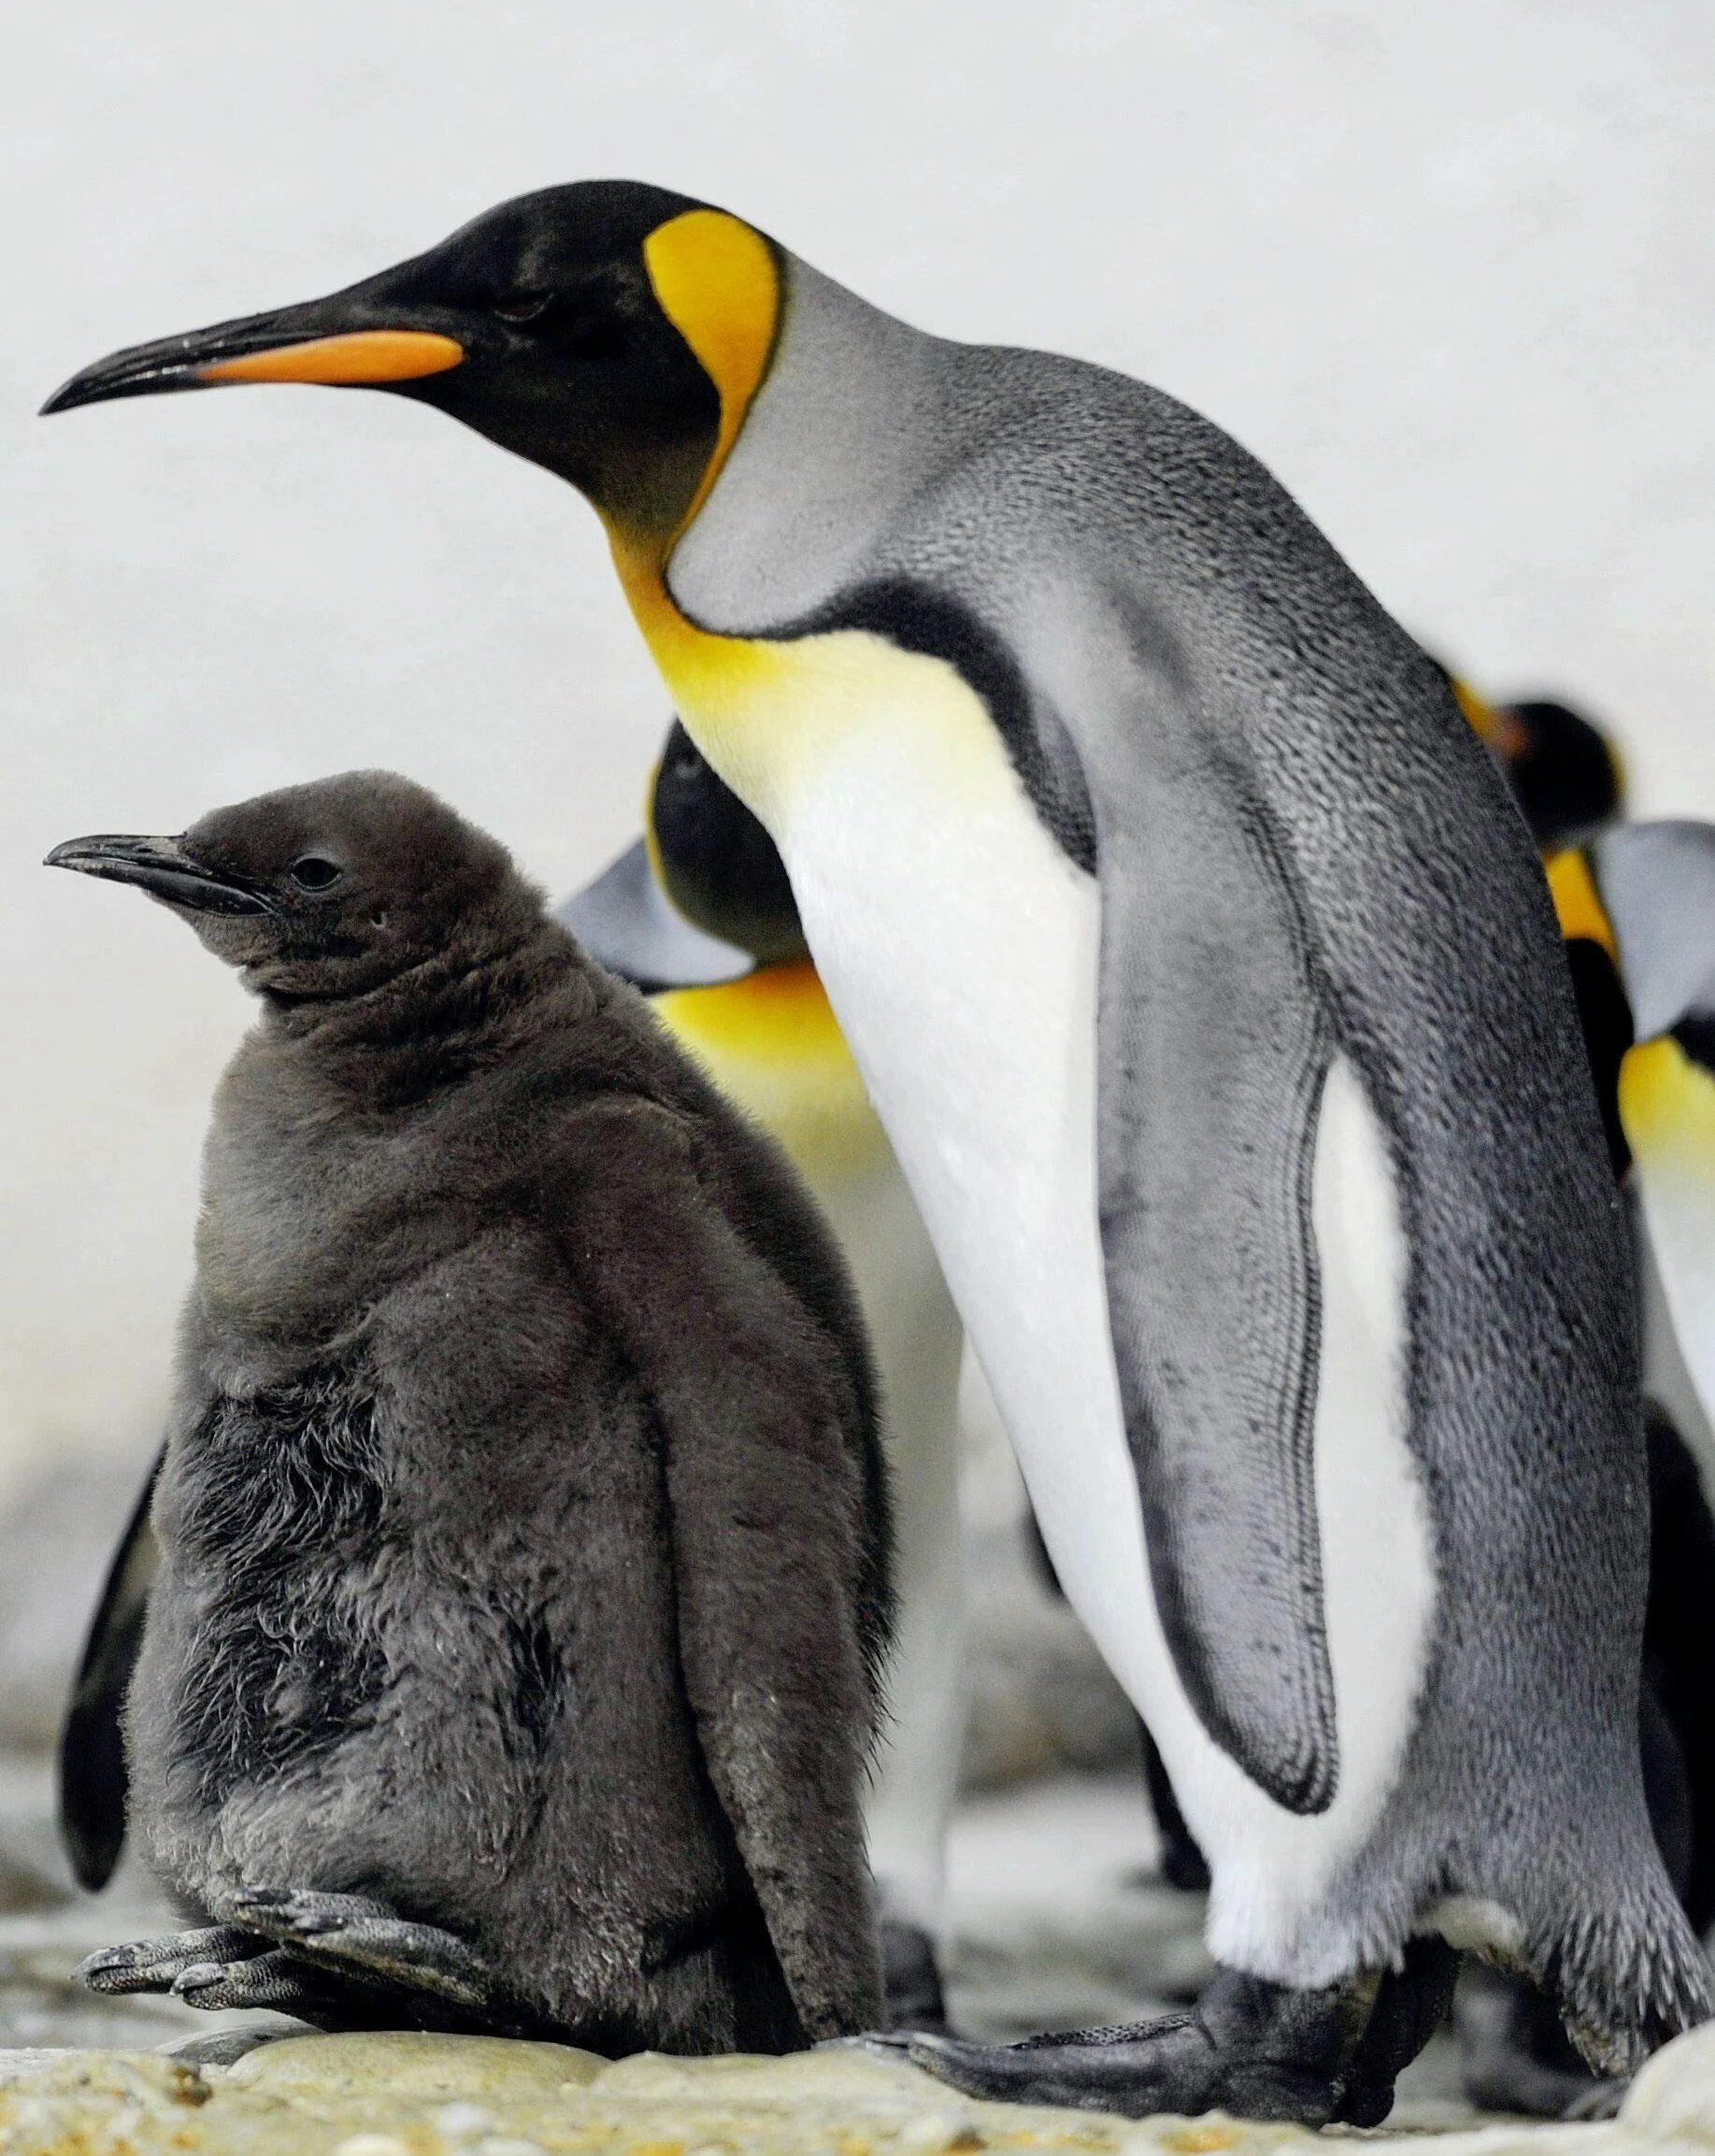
[3,0,1711,1492]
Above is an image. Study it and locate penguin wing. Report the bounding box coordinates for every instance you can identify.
[558,839,752,992]
[58,1448,162,1890]
[560,1096,885,2038]
[1082,678,1338,1816]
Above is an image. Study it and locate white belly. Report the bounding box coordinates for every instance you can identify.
[764,683,1433,1978]
[665,620,1434,1976]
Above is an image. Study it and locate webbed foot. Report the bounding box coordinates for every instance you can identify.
[172,1947,377,2022]
[77,1926,267,1996]
[870,1948,1456,2127]
[228,1885,530,2033]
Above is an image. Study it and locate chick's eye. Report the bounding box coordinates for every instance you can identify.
[289,855,343,892]
[493,291,552,323]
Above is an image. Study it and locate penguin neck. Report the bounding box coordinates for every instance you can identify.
[606,261,968,805]
[253,916,598,1106]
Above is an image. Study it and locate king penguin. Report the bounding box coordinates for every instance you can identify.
[1548,825,1715,1456]
[56,720,968,2033]
[46,183,1709,2121]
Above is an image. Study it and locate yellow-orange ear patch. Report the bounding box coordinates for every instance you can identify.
[642,209,780,531]
[1545,849,1618,961]
[1452,677,1529,764]
[200,331,464,387]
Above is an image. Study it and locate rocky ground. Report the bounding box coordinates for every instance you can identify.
[0,1451,1695,2152]
[0,1754,1578,2156]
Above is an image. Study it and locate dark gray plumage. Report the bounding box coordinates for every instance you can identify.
[47,771,892,2052]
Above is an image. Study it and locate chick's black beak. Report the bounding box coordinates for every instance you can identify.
[45,835,275,916]
[41,284,464,416]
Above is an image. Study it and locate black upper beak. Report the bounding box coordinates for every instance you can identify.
[41,284,465,417]
[45,835,276,916]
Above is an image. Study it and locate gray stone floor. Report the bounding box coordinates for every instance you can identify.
[0,1752,1475,2126]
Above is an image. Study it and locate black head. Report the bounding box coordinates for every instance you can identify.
[47,771,529,1004]
[43,182,781,544]
[1494,698,1625,850]
[1431,658,1624,849]
[650,721,806,965]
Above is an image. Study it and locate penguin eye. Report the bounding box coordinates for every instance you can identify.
[493,291,552,324]
[288,855,343,892]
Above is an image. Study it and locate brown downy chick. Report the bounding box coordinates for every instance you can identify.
[46,770,892,2054]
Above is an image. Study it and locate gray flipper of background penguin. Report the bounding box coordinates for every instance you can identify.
[562,839,750,990]
[59,1452,160,1890]
[44,182,1707,2119]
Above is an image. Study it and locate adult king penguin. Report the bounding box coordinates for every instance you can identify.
[47,184,1709,2122]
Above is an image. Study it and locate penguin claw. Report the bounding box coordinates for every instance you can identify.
[171,1947,354,2017]
[76,1926,264,1994]
[228,1884,387,1928]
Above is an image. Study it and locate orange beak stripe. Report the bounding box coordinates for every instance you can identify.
[198,330,464,387]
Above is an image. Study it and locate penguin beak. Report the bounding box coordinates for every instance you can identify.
[41,287,464,415]
[1621,1026,1715,1425]
[44,835,277,916]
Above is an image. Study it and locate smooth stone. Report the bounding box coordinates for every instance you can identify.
[225,2027,607,2095]
[1622,2022,1715,2145]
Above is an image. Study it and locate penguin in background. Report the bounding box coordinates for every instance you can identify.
[1440,668,1624,850]
[57,721,967,2035]
[48,771,893,2051]
[47,185,1708,2121]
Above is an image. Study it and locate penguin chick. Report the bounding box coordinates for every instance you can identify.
[46,772,892,2053]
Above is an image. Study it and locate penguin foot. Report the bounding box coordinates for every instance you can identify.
[228,1886,511,2024]
[873,1951,1455,2126]
[171,1947,368,2021]
[880,1919,952,2035]
[77,1925,267,1995]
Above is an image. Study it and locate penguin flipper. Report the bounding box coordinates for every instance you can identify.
[59,1447,162,1890]
[557,839,752,992]
[1093,729,1338,1815]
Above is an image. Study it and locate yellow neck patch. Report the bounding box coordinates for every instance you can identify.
[1545,848,1618,961]
[653,961,885,1182]
[1620,1034,1715,1169]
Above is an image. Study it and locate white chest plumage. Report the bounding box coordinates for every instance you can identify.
[661,627,1435,1971]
